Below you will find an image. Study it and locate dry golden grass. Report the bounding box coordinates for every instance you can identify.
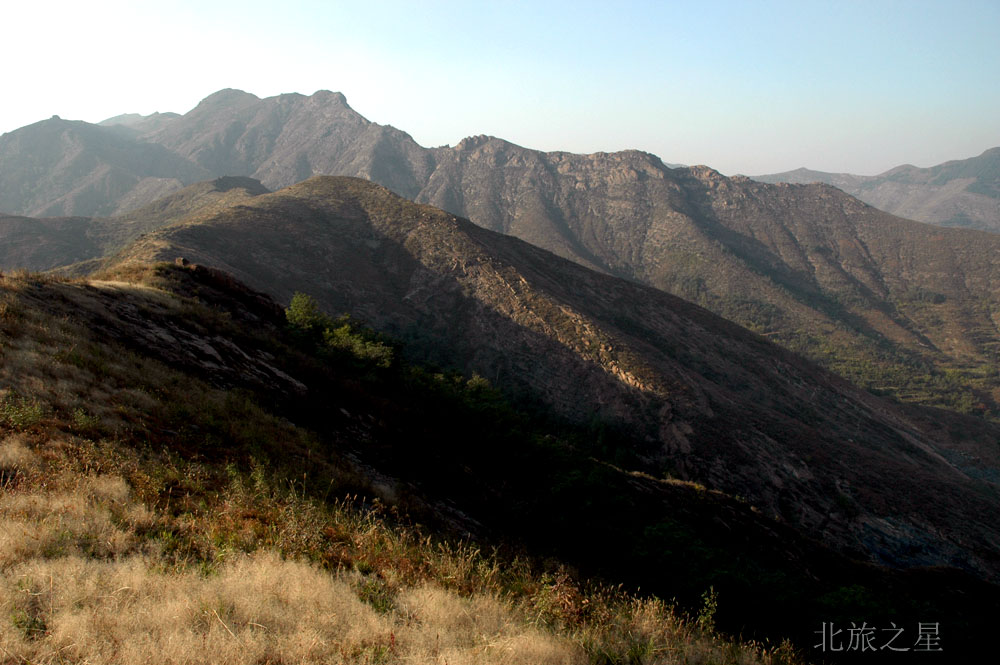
[0,553,587,665]
[0,272,806,665]
[0,437,580,664]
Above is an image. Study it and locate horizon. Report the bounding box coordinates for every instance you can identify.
[5,0,999,176]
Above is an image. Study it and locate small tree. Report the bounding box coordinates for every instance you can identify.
[286,292,332,334]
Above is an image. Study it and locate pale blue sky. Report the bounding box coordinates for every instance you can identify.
[5,0,998,174]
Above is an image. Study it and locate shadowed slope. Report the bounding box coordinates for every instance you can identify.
[112,176,1000,586]
[4,266,835,664]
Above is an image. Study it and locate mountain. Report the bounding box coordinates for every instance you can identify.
[99,176,1000,589]
[396,133,1000,421]
[139,89,435,199]
[99,110,182,134]
[0,262,818,663]
[754,148,1000,231]
[0,116,210,218]
[5,90,1000,420]
[5,132,1000,656]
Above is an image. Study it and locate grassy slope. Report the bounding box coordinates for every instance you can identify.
[0,266,805,665]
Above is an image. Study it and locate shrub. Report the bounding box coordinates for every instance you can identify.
[286,292,395,370]
[0,394,45,430]
[286,291,331,333]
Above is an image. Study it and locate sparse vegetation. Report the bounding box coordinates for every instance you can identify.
[0,393,45,430]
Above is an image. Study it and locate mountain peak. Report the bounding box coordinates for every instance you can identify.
[683,164,726,181]
[455,134,508,151]
[310,89,349,106]
[194,88,261,110]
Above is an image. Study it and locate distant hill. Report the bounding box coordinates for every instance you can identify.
[99,110,181,134]
[0,213,97,271]
[139,89,435,200]
[0,176,268,273]
[754,148,1000,231]
[0,116,209,217]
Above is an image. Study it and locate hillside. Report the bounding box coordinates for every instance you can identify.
[1,265,821,664]
[412,142,1000,420]
[0,177,269,274]
[753,148,1000,231]
[3,262,999,662]
[105,177,1000,590]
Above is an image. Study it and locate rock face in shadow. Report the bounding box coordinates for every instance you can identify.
[112,175,1000,584]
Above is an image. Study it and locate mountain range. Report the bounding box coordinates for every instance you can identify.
[4,88,1000,659]
[5,246,996,661]
[3,90,1000,422]
[753,148,1000,231]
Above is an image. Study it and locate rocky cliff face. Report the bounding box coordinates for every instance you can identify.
[112,176,1000,582]
[140,89,436,200]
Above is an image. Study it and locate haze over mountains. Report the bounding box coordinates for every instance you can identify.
[753,148,1000,231]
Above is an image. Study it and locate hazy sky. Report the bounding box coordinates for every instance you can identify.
[5,0,998,175]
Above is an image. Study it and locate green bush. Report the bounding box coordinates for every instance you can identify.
[286,293,395,370]
[0,394,45,430]
[286,291,331,333]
